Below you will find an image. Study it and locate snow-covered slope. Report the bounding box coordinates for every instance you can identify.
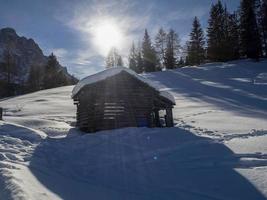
[144,60,267,137]
[0,60,267,200]
[1,86,75,137]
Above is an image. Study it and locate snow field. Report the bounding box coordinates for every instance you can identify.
[0,60,267,199]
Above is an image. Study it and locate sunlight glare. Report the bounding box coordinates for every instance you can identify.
[92,21,123,55]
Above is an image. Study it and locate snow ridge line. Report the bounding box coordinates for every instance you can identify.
[223,130,267,141]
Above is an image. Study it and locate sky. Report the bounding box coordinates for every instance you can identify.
[0,0,240,78]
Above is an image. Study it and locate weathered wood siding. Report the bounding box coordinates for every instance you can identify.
[74,71,174,132]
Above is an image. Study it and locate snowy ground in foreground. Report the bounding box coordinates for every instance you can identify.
[0,60,267,199]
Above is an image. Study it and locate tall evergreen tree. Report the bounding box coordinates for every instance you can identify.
[27,64,42,92]
[240,0,262,60]
[154,28,167,69]
[177,57,185,68]
[136,42,144,73]
[207,1,228,61]
[227,12,240,60]
[187,17,205,65]
[128,42,138,72]
[55,69,70,86]
[105,47,123,68]
[180,42,190,66]
[164,29,180,69]
[2,44,17,85]
[43,53,59,89]
[0,43,18,96]
[260,0,267,56]
[142,29,158,72]
[117,55,124,67]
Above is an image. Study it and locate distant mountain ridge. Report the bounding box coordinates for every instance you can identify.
[0,27,76,84]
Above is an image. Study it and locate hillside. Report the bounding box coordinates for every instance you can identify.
[0,27,77,97]
[0,28,46,80]
[0,60,267,200]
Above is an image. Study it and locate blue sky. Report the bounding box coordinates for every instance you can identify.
[0,0,240,78]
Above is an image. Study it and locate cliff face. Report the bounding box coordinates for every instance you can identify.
[0,27,76,83]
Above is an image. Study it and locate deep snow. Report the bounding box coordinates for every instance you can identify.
[0,60,267,200]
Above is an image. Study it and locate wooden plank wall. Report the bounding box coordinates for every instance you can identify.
[75,71,174,132]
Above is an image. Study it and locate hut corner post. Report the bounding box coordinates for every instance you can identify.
[0,107,3,120]
[154,109,160,127]
[166,107,174,127]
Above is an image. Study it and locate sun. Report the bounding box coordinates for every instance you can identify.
[92,21,123,55]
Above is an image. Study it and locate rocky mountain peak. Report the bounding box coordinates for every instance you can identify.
[0,27,77,85]
[0,27,17,36]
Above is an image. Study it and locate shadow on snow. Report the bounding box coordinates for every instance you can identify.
[29,127,266,200]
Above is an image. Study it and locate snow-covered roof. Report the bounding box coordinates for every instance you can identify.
[72,67,175,104]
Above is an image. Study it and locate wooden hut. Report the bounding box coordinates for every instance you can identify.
[72,67,175,132]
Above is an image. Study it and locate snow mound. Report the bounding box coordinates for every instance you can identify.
[0,121,46,143]
[71,67,176,104]
[254,73,267,85]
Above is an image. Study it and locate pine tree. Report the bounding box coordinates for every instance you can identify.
[0,43,18,96]
[240,0,262,60]
[207,1,228,61]
[177,57,185,68]
[180,42,190,66]
[55,69,69,86]
[128,42,138,72]
[255,0,265,56]
[142,29,158,72]
[260,0,267,56]
[136,42,144,73]
[187,17,205,65]
[105,47,123,68]
[164,29,180,69]
[227,12,240,60]
[155,28,167,69]
[117,55,124,67]
[27,64,42,92]
[43,53,59,89]
[3,44,17,85]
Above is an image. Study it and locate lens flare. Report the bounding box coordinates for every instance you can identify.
[92,20,123,55]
